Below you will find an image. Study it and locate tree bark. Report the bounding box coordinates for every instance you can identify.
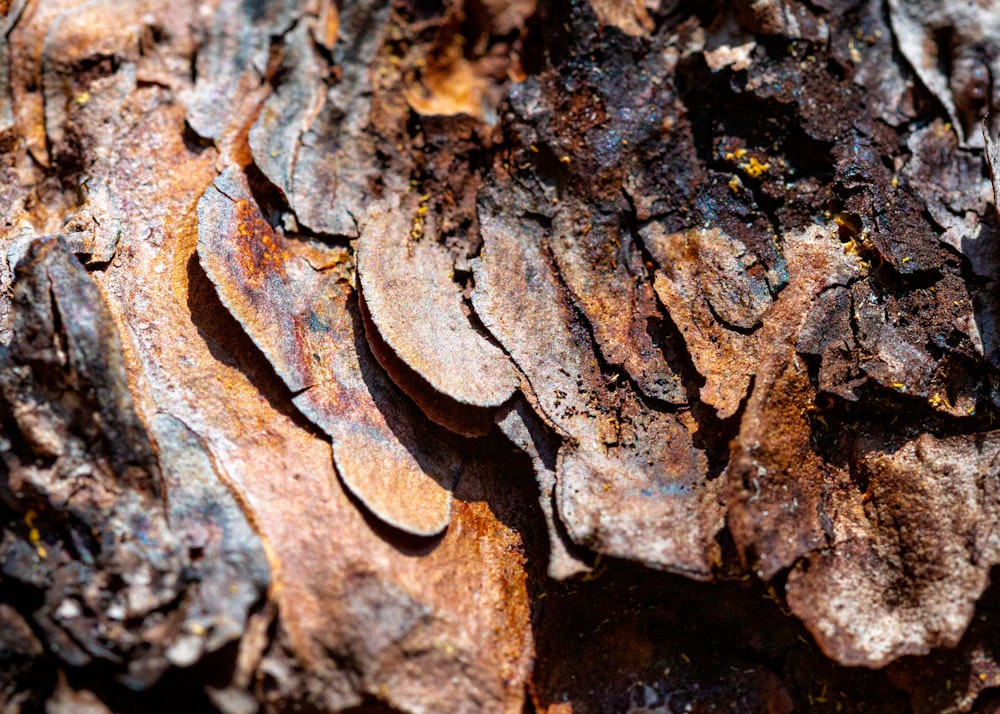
[2,0,1000,712]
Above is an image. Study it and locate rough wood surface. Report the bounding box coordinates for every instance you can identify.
[3,0,1000,712]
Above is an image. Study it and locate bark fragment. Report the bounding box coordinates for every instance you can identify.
[495,398,592,580]
[549,202,688,406]
[787,431,1000,667]
[357,197,520,435]
[473,181,724,577]
[645,225,770,419]
[6,0,1000,708]
[187,0,299,141]
[727,226,864,580]
[588,0,653,37]
[988,119,1000,221]
[888,0,1000,146]
[197,168,459,536]
[247,0,392,238]
[0,600,44,710]
[0,237,268,689]
[0,0,26,135]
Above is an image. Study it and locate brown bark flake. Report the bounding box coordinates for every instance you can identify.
[5,0,1000,711]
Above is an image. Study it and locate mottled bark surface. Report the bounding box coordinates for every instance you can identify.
[3,0,1000,712]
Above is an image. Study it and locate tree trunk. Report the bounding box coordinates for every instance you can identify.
[2,0,1000,712]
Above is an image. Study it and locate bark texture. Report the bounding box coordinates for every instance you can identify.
[3,0,1000,712]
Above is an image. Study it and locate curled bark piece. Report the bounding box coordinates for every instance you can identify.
[197,168,460,536]
[357,200,519,433]
[67,95,534,709]
[472,183,724,576]
[358,286,497,437]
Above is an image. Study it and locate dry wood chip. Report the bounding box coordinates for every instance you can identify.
[197,168,460,536]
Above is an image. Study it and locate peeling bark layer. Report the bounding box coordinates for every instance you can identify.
[3,0,1000,711]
